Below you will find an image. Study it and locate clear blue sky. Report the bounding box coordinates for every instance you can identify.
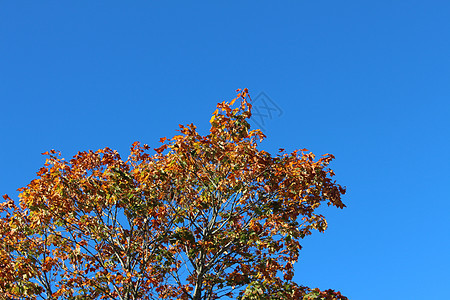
[1,1,449,299]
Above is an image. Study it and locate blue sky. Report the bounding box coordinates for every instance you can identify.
[1,1,449,299]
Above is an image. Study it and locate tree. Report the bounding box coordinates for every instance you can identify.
[0,89,347,300]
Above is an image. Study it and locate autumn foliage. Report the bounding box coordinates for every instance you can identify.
[0,89,347,300]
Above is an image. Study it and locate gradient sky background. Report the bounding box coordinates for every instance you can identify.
[1,1,449,299]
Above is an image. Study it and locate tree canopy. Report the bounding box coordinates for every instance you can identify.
[0,89,347,300]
